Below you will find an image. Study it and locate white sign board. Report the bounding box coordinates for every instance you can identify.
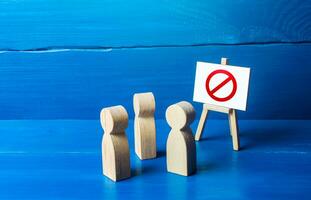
[193,61,250,111]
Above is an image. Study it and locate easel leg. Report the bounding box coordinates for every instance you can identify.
[228,109,240,151]
[195,104,208,141]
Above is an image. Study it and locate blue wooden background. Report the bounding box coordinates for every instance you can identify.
[0,0,311,119]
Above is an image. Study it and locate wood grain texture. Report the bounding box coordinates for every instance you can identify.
[0,119,310,199]
[203,103,230,114]
[100,106,131,181]
[166,101,196,176]
[133,92,156,160]
[0,0,311,50]
[195,106,208,141]
[0,44,310,119]
[228,109,240,151]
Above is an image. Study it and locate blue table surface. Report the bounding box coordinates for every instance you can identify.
[0,119,310,199]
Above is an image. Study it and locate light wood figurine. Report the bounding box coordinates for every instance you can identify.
[166,101,196,176]
[100,105,131,182]
[133,92,157,160]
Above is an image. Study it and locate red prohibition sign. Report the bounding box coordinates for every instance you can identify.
[205,69,237,102]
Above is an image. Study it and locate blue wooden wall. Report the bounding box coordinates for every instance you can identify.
[0,0,311,119]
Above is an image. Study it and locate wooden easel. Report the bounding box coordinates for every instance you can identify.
[194,58,240,151]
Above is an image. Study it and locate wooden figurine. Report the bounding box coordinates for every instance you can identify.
[166,101,196,176]
[100,105,131,182]
[133,92,157,160]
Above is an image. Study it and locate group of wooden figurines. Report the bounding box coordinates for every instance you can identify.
[100,91,240,182]
[100,92,197,181]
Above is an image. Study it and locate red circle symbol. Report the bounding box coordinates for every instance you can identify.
[205,69,237,102]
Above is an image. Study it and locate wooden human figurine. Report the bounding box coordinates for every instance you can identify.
[166,101,196,176]
[133,92,156,160]
[100,105,131,182]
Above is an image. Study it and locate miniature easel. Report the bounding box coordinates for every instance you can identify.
[194,58,240,151]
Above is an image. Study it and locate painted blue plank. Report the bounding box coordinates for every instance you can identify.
[0,0,311,49]
[0,44,311,119]
[0,120,310,199]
